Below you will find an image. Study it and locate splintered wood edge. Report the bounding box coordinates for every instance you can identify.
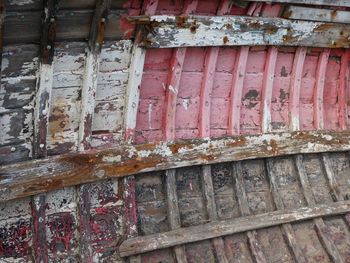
[1,130,350,202]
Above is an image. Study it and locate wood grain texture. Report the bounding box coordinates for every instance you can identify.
[2,130,350,202]
[131,15,350,48]
[119,200,350,257]
[242,0,350,7]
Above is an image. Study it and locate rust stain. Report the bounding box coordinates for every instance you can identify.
[223,36,229,45]
[176,15,189,28]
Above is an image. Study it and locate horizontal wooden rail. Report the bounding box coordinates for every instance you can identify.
[119,200,350,257]
[243,0,350,7]
[1,130,350,202]
[129,15,350,48]
[284,6,350,24]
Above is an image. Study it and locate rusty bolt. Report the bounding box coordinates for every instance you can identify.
[101,18,106,23]
[47,45,52,50]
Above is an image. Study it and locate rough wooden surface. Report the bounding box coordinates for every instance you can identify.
[243,0,350,7]
[119,200,350,257]
[2,130,350,202]
[131,15,350,48]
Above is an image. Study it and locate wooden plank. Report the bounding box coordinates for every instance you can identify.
[201,165,228,263]
[228,48,249,135]
[289,47,307,131]
[119,200,350,257]
[339,51,349,130]
[314,50,330,130]
[321,153,343,201]
[130,15,350,49]
[261,47,278,133]
[294,155,345,263]
[233,162,267,263]
[266,159,308,263]
[3,130,350,202]
[78,0,112,151]
[0,0,5,79]
[33,0,58,159]
[242,0,350,7]
[284,6,350,24]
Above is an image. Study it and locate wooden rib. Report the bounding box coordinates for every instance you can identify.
[3,130,350,202]
[78,184,93,262]
[119,200,350,257]
[314,50,330,130]
[31,195,48,262]
[130,15,350,49]
[283,6,350,24]
[289,47,307,131]
[261,47,278,133]
[266,159,307,263]
[233,162,267,263]
[78,0,111,151]
[201,165,229,263]
[228,48,249,135]
[243,0,350,7]
[199,0,232,138]
[0,0,5,79]
[294,155,345,263]
[124,0,159,142]
[339,51,349,131]
[33,0,58,158]
[321,153,343,201]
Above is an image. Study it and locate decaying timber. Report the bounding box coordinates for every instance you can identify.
[1,0,350,262]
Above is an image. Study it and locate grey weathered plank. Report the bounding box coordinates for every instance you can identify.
[2,130,350,202]
[266,159,308,263]
[284,6,350,24]
[130,15,350,48]
[119,200,350,257]
[233,162,267,263]
[242,0,350,7]
[294,155,345,263]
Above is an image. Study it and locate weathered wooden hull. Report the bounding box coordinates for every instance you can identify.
[1,0,350,262]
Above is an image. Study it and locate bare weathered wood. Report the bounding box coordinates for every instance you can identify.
[243,0,350,7]
[130,15,350,49]
[233,162,267,263]
[78,0,112,151]
[284,6,350,24]
[201,165,228,263]
[119,200,350,257]
[33,0,58,159]
[2,130,350,202]
[266,159,308,263]
[294,155,345,263]
[0,0,5,79]
[321,153,344,201]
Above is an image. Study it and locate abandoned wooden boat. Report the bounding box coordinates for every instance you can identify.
[1,0,350,262]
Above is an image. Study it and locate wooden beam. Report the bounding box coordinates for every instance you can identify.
[33,0,58,158]
[314,50,330,130]
[294,155,345,262]
[266,159,308,263]
[283,6,350,24]
[242,0,350,7]
[2,130,350,202]
[78,0,111,151]
[233,162,267,263]
[129,15,350,49]
[289,47,307,131]
[339,51,349,131]
[0,0,5,79]
[119,200,350,257]
[261,47,278,133]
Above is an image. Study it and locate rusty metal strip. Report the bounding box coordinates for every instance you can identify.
[294,155,345,263]
[266,159,308,263]
[289,47,307,131]
[119,200,350,257]
[129,15,350,49]
[2,130,350,202]
[314,50,330,130]
[242,0,350,7]
[233,162,267,263]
